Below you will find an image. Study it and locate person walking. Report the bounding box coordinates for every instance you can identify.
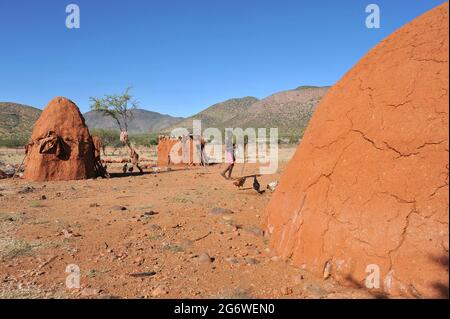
[221,143,236,179]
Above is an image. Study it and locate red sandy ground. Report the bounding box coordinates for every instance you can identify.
[0,163,373,299]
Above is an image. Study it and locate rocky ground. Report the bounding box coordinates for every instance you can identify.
[0,148,373,299]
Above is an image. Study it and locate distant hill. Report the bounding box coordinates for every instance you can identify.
[165,86,330,139]
[0,102,42,145]
[165,96,259,132]
[226,86,330,137]
[84,109,184,134]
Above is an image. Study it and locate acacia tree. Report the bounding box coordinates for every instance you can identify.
[89,87,138,133]
[90,87,144,174]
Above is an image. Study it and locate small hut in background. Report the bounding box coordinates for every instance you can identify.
[157,135,199,167]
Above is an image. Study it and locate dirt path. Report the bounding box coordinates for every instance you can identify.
[0,163,372,299]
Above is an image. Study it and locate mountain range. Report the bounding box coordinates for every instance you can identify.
[0,85,330,144]
[163,86,330,138]
[84,109,183,134]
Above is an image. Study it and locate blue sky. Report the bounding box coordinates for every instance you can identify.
[0,0,446,116]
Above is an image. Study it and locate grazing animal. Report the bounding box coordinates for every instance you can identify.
[128,166,134,173]
[253,176,264,194]
[233,177,246,188]
[122,164,128,174]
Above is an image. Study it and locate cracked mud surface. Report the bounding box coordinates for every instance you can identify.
[265,3,449,298]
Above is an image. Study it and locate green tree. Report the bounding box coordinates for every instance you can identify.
[90,88,144,174]
[89,87,138,132]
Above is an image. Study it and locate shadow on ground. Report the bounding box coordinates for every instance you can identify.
[430,254,449,299]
